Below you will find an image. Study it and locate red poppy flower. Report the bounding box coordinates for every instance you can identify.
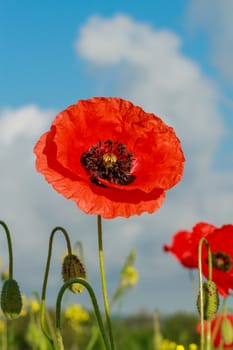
[196,313,233,348]
[201,225,233,296]
[164,223,233,296]
[34,97,185,219]
[163,222,216,268]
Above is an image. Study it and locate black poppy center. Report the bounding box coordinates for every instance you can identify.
[80,139,136,187]
[212,251,232,272]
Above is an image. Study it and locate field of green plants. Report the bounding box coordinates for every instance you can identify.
[0,304,199,350]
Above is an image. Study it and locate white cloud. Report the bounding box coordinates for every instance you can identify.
[0,105,52,144]
[77,15,180,66]
[0,106,68,299]
[187,0,233,82]
[76,14,225,174]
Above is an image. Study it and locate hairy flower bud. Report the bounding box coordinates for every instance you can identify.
[1,278,22,320]
[196,280,219,320]
[62,254,86,293]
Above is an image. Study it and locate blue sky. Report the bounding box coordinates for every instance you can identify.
[1,1,231,112]
[0,1,211,108]
[0,1,233,317]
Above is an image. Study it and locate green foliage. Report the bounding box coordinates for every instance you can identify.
[114,321,153,350]
[161,312,199,347]
[0,310,200,349]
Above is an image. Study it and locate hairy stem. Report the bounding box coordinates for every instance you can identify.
[198,237,213,350]
[40,226,73,347]
[56,278,111,350]
[97,215,115,350]
[0,221,14,278]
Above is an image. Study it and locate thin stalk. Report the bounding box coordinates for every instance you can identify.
[211,299,227,349]
[86,326,104,350]
[206,320,211,350]
[40,226,73,347]
[56,278,111,350]
[198,240,205,350]
[55,329,65,350]
[0,221,13,278]
[198,237,213,350]
[97,215,115,350]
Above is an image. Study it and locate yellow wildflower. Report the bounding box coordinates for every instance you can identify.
[0,319,6,333]
[189,344,198,350]
[160,339,177,350]
[19,295,27,317]
[1,269,9,281]
[64,304,89,323]
[168,341,177,350]
[28,299,40,313]
[120,266,138,287]
[176,345,185,350]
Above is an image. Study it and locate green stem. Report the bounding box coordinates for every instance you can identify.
[40,226,73,347]
[0,221,14,278]
[86,326,103,350]
[198,237,213,350]
[211,298,227,348]
[97,215,115,350]
[206,320,211,350]
[56,278,111,350]
[55,328,65,350]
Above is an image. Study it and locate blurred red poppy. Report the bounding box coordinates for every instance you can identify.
[34,97,185,219]
[201,225,233,296]
[164,223,233,296]
[196,313,233,348]
[163,222,216,268]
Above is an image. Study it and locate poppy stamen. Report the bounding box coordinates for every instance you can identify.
[81,140,136,187]
[212,252,232,272]
[103,153,117,168]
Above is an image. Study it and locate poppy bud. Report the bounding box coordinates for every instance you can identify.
[196,280,219,320]
[62,254,86,293]
[1,278,22,320]
[221,317,233,345]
